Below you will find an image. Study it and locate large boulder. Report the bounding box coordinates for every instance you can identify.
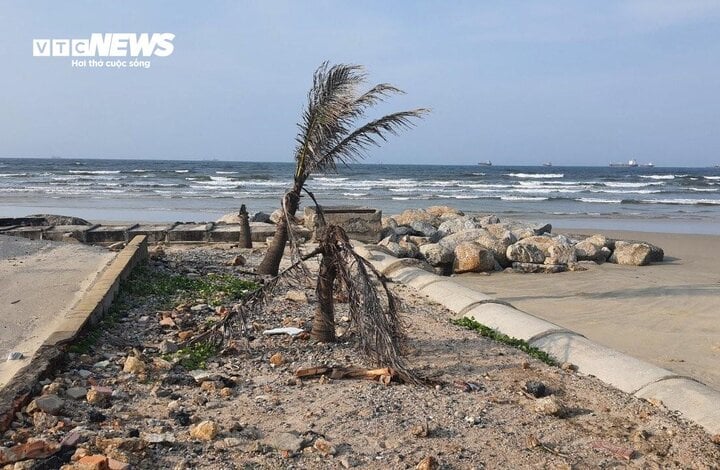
[545,244,577,265]
[425,205,464,218]
[26,214,91,226]
[474,230,516,267]
[438,228,490,251]
[437,217,484,236]
[453,242,497,274]
[394,209,439,227]
[485,222,538,241]
[378,235,419,259]
[512,262,566,274]
[575,234,610,262]
[251,211,272,223]
[409,221,440,241]
[506,243,545,264]
[608,241,662,266]
[419,243,454,266]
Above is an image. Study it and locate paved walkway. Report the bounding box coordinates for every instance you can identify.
[0,235,114,386]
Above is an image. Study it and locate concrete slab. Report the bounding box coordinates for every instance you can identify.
[304,206,382,243]
[635,378,720,435]
[209,224,243,243]
[250,222,277,243]
[128,223,176,244]
[420,280,494,313]
[531,332,676,394]
[168,223,212,242]
[42,225,96,242]
[387,266,442,290]
[0,234,115,387]
[3,226,49,240]
[85,224,138,243]
[464,303,569,342]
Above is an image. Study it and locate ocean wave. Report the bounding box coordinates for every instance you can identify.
[602,181,663,188]
[216,171,238,174]
[704,176,720,180]
[578,197,622,204]
[500,195,550,201]
[505,173,564,179]
[639,175,675,180]
[313,177,349,182]
[688,188,719,192]
[68,170,120,175]
[391,196,410,200]
[175,170,189,173]
[343,192,369,197]
[0,173,27,177]
[634,198,720,206]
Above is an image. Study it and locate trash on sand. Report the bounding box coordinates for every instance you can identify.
[262,327,305,337]
[7,352,23,361]
[295,366,396,384]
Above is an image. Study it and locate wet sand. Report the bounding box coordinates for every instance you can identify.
[456,230,720,391]
[0,235,114,386]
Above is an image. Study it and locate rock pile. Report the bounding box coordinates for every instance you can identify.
[377,206,664,275]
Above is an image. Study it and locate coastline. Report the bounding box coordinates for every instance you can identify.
[455,229,720,391]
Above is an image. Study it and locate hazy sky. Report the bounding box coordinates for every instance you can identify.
[1,1,720,166]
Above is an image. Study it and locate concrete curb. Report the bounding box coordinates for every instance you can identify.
[357,244,720,436]
[0,235,148,432]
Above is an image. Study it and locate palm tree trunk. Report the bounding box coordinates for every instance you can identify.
[311,252,336,342]
[257,185,302,275]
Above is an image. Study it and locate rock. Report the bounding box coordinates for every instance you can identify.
[86,387,112,406]
[33,395,64,415]
[190,303,208,312]
[561,362,578,371]
[65,387,87,401]
[438,228,490,251]
[533,396,566,417]
[575,239,605,262]
[394,209,439,227]
[545,244,577,265]
[265,432,304,453]
[33,411,58,429]
[409,221,440,241]
[284,290,308,303]
[506,244,545,264]
[74,455,109,470]
[122,356,145,375]
[416,455,439,470]
[516,235,566,257]
[142,433,176,444]
[0,439,60,465]
[533,223,552,235]
[525,381,547,398]
[229,254,246,266]
[512,262,566,274]
[425,205,464,218]
[437,216,484,236]
[269,352,284,366]
[159,340,178,354]
[251,211,272,223]
[107,241,125,251]
[313,438,336,456]
[107,458,131,470]
[453,242,497,274]
[419,243,454,267]
[474,229,516,266]
[26,214,91,226]
[399,237,420,258]
[190,420,219,441]
[609,241,656,266]
[407,235,432,247]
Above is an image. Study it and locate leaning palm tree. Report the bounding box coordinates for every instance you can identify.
[256,62,428,275]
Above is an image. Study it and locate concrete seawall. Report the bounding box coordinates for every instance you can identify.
[355,244,720,436]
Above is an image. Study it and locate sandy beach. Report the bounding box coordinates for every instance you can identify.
[456,229,720,391]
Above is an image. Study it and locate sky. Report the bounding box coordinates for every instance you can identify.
[1,1,719,167]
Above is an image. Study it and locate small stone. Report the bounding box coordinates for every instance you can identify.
[77,370,92,378]
[142,433,176,444]
[60,430,82,448]
[107,458,131,470]
[313,438,336,456]
[33,395,64,415]
[122,356,145,374]
[6,352,23,361]
[265,432,304,453]
[66,387,88,401]
[87,410,107,423]
[159,340,178,354]
[269,352,284,366]
[75,454,109,470]
[416,455,439,470]
[33,411,58,429]
[525,380,547,398]
[200,381,217,393]
[561,362,578,371]
[190,420,219,441]
[284,290,308,303]
[93,360,110,369]
[533,396,566,417]
[219,387,233,398]
[711,434,720,445]
[190,304,208,312]
[86,387,112,406]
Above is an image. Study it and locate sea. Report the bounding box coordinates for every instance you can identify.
[1,158,719,234]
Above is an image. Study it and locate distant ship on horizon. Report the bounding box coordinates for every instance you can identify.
[542,162,552,167]
[478,160,492,166]
[609,159,654,168]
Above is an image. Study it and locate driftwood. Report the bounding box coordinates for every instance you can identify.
[296,366,396,384]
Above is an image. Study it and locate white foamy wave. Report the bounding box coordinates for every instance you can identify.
[216,171,238,174]
[343,192,368,197]
[603,181,663,188]
[688,188,718,192]
[639,175,674,180]
[505,173,564,179]
[704,176,720,180]
[313,177,348,182]
[68,170,120,175]
[500,195,549,201]
[132,169,149,173]
[578,197,622,204]
[175,170,189,173]
[472,172,486,176]
[641,198,720,205]
[391,196,410,200]
[0,173,27,177]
